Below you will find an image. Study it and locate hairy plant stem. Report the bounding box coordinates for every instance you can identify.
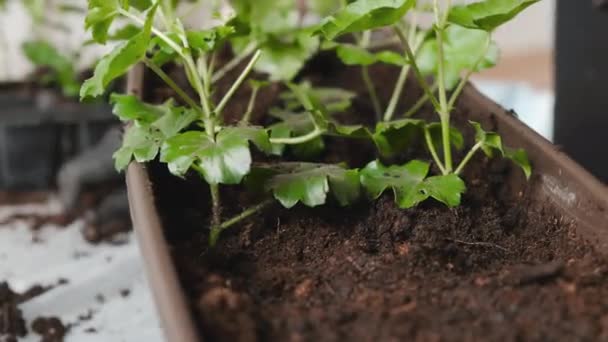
[393,26,440,110]
[357,31,382,121]
[269,127,324,144]
[209,199,274,246]
[384,12,420,122]
[424,126,447,175]
[404,82,438,117]
[142,58,201,111]
[119,8,211,119]
[435,27,452,173]
[209,183,221,230]
[454,141,483,175]
[432,0,453,174]
[384,65,410,121]
[212,43,257,83]
[240,85,261,125]
[447,37,491,110]
[216,50,262,118]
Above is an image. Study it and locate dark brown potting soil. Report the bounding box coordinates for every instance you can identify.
[147,58,608,341]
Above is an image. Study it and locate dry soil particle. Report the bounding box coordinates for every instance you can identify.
[31,316,68,342]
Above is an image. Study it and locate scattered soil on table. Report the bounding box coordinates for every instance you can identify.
[31,316,68,342]
[147,57,608,341]
[0,282,55,341]
[0,186,130,244]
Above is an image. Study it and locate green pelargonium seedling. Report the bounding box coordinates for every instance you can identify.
[81,0,537,246]
[80,0,333,245]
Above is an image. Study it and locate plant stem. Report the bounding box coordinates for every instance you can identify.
[240,85,260,125]
[216,50,262,118]
[362,66,382,121]
[119,8,211,118]
[211,43,257,83]
[210,183,221,227]
[357,31,382,121]
[209,199,274,246]
[447,38,491,110]
[269,127,323,145]
[142,58,201,111]
[454,141,483,175]
[424,126,447,175]
[383,64,410,121]
[404,82,438,117]
[393,25,440,110]
[435,27,453,173]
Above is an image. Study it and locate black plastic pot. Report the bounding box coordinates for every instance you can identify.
[0,85,114,190]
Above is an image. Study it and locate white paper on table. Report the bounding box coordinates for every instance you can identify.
[0,199,163,342]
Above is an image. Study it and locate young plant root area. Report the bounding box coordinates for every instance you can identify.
[148,61,608,341]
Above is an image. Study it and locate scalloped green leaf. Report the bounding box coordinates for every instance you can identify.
[110,94,165,123]
[256,33,319,81]
[113,124,163,171]
[336,44,408,66]
[426,122,465,152]
[372,119,425,157]
[317,0,415,40]
[360,160,466,208]
[160,127,271,183]
[22,40,80,97]
[470,121,531,179]
[85,0,120,44]
[280,84,356,113]
[417,25,499,89]
[81,3,157,99]
[259,163,361,208]
[448,0,541,32]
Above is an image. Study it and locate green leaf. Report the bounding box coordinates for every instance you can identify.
[126,0,153,11]
[417,25,499,89]
[372,119,425,157]
[360,160,466,208]
[108,24,141,41]
[254,32,319,81]
[360,160,429,207]
[505,147,532,180]
[280,83,356,113]
[151,107,198,138]
[257,163,360,208]
[317,0,415,40]
[470,121,503,157]
[110,94,165,123]
[268,113,325,159]
[231,0,300,34]
[448,0,541,31]
[426,122,464,152]
[470,121,531,179]
[309,0,343,16]
[186,25,235,52]
[336,44,407,66]
[160,127,271,183]
[81,3,157,99]
[113,124,164,171]
[85,0,120,44]
[421,174,467,207]
[21,40,80,97]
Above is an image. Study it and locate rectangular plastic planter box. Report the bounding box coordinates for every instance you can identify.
[125,70,608,342]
